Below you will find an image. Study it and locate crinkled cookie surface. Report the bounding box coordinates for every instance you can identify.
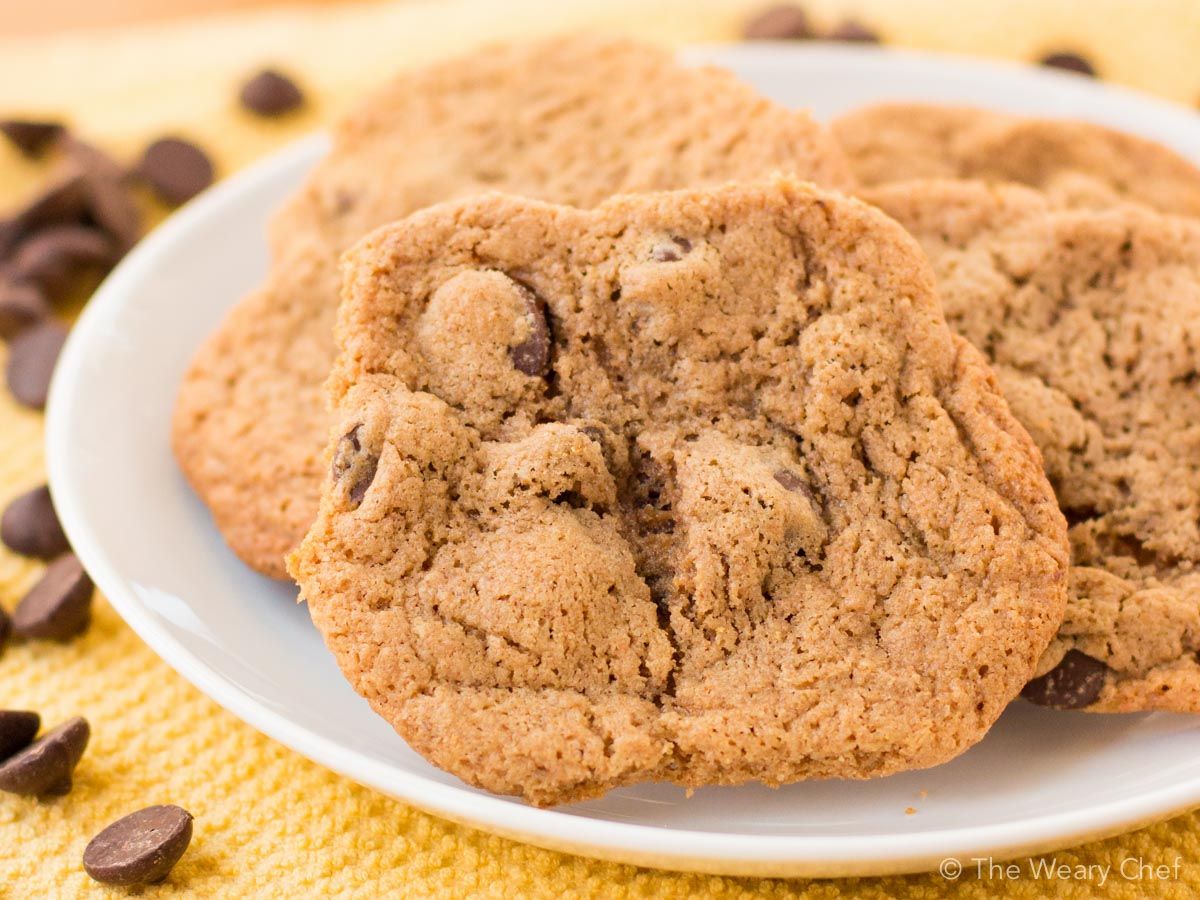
[289,179,1068,805]
[172,35,854,577]
[869,178,1200,712]
[834,103,1200,216]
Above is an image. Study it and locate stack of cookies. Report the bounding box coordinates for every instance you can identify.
[172,37,1200,807]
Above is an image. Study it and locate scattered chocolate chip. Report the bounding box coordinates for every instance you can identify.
[0,219,15,253]
[1021,649,1109,709]
[0,175,89,257]
[62,138,126,183]
[1,485,69,559]
[61,138,142,251]
[10,225,113,296]
[0,607,9,656]
[84,805,193,886]
[0,120,64,158]
[331,425,378,507]
[1040,51,1096,77]
[0,281,49,339]
[510,281,551,377]
[0,710,40,761]
[651,235,693,262]
[829,19,879,42]
[12,554,93,641]
[743,5,811,40]
[136,138,214,206]
[0,716,89,796]
[6,319,68,409]
[240,69,305,117]
[82,175,141,253]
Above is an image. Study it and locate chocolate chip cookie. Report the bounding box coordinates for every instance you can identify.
[868,178,1200,712]
[834,103,1200,216]
[173,36,855,578]
[288,178,1068,805]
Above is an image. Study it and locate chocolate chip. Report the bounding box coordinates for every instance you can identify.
[0,219,15,253]
[1,485,69,559]
[0,716,89,796]
[0,175,89,257]
[651,235,693,262]
[829,19,879,42]
[0,120,64,158]
[12,554,93,641]
[62,138,126,183]
[136,138,214,206]
[83,175,141,253]
[0,281,49,339]
[84,805,193,886]
[62,139,142,248]
[10,226,113,296]
[0,710,40,761]
[743,5,811,39]
[1021,649,1109,709]
[6,319,68,410]
[773,469,805,492]
[1040,51,1096,77]
[240,69,305,117]
[331,425,378,507]
[579,423,617,464]
[0,607,9,657]
[510,281,551,377]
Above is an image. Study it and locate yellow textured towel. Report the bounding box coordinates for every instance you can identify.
[3,1,1200,895]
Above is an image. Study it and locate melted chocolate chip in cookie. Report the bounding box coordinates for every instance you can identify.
[650,236,692,262]
[331,425,378,507]
[1022,649,1109,709]
[509,281,551,377]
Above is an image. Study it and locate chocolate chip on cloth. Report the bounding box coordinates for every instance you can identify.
[867,178,1200,713]
[743,5,811,40]
[84,805,194,887]
[0,710,40,761]
[1041,51,1097,77]
[12,553,94,641]
[828,20,880,42]
[0,119,64,158]
[240,68,306,117]
[6,319,68,410]
[10,225,113,295]
[136,138,214,206]
[0,174,89,258]
[1,484,69,559]
[0,716,89,796]
[289,179,1068,806]
[0,140,140,269]
[0,281,49,339]
[62,138,143,253]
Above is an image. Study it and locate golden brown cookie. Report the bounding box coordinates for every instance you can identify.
[173,36,855,578]
[867,178,1200,713]
[834,103,1200,216]
[288,179,1068,806]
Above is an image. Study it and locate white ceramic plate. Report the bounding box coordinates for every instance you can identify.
[45,44,1200,878]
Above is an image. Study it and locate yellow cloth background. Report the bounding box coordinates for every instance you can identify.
[3,0,1200,895]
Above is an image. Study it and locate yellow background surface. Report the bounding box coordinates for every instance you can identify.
[3,1,1200,896]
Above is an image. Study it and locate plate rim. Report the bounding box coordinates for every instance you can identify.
[44,43,1200,878]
